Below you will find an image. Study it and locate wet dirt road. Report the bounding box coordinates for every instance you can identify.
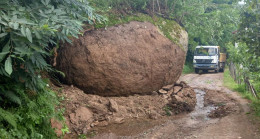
[93,72,260,139]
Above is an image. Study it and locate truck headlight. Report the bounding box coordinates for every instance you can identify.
[193,59,196,63]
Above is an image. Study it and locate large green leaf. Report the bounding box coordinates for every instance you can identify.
[0,33,7,38]
[0,41,10,62]
[21,25,26,36]
[4,57,12,75]
[0,51,8,62]
[25,28,32,43]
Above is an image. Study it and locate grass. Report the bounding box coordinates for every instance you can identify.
[163,105,172,116]
[224,68,260,116]
[182,62,194,74]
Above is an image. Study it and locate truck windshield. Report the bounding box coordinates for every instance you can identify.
[195,48,217,56]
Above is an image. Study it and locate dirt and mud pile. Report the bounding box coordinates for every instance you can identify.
[57,21,188,96]
[54,81,195,136]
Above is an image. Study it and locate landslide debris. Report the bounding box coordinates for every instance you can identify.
[55,82,196,137]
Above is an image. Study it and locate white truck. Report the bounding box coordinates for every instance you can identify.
[193,46,226,74]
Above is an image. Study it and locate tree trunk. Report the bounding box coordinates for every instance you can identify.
[153,0,155,13]
[157,0,161,13]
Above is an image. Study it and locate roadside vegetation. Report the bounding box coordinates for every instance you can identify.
[0,0,102,138]
[225,0,259,116]
[182,63,194,74]
[224,68,260,116]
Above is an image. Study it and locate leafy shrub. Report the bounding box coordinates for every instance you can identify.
[0,0,103,138]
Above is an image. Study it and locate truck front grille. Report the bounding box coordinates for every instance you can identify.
[195,59,213,64]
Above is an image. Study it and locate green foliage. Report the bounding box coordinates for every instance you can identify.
[163,105,172,116]
[0,0,103,138]
[0,108,17,128]
[226,0,259,106]
[224,68,260,116]
[182,63,194,74]
[0,85,60,138]
[223,68,244,92]
[235,0,259,58]
[228,0,260,82]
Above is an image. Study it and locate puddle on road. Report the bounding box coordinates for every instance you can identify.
[190,89,217,121]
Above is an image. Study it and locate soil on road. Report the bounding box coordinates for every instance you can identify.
[93,72,260,139]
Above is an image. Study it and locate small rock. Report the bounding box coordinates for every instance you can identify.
[90,121,99,127]
[162,85,174,91]
[180,81,188,88]
[109,99,119,112]
[151,91,158,96]
[163,95,169,99]
[90,123,95,127]
[172,95,184,103]
[174,86,182,94]
[97,121,109,127]
[158,89,168,94]
[69,113,76,124]
[175,80,181,85]
[69,106,93,129]
[113,117,125,124]
[149,110,160,120]
[177,91,184,98]
[82,128,88,134]
[167,88,174,96]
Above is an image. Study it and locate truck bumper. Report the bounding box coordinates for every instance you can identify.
[193,63,218,70]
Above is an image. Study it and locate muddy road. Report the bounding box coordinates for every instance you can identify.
[92,72,260,139]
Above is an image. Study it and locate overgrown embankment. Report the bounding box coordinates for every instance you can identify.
[224,68,260,116]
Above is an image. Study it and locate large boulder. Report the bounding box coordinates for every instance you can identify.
[57,21,188,96]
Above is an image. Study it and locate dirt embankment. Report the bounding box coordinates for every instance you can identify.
[52,81,196,137]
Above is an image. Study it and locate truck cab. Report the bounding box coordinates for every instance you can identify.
[193,46,220,73]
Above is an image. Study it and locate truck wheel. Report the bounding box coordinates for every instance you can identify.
[215,69,219,73]
[195,68,199,74]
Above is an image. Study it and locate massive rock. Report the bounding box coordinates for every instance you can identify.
[57,21,188,96]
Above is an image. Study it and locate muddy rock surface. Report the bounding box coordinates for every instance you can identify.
[57,21,188,96]
[55,82,195,137]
